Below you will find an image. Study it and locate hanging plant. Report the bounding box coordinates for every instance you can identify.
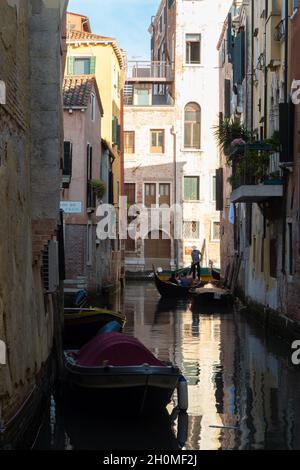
[213,117,250,156]
[89,180,106,199]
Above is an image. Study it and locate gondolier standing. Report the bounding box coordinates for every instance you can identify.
[191,246,202,280]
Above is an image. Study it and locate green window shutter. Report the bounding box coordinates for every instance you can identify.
[112,118,115,143]
[68,57,75,75]
[90,56,96,74]
[184,177,199,200]
[112,117,118,143]
[116,124,121,149]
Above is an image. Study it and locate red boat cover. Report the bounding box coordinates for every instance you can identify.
[73,333,164,367]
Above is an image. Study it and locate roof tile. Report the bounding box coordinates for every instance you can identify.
[63,75,96,108]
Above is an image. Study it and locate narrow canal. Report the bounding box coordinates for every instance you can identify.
[34,282,300,450]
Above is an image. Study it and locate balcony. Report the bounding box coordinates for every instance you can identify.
[230,145,284,203]
[124,83,174,106]
[126,61,174,83]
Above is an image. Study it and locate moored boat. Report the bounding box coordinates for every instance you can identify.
[153,268,206,298]
[158,266,214,283]
[63,331,187,416]
[154,270,192,298]
[63,308,126,348]
[190,284,233,306]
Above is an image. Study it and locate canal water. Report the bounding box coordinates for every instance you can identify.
[34,282,300,450]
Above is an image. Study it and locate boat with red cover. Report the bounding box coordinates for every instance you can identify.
[64,332,185,416]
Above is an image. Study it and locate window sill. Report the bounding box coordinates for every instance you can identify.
[183,200,201,203]
[184,64,203,67]
[181,148,203,153]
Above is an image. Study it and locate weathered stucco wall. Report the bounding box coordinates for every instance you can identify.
[0,0,65,443]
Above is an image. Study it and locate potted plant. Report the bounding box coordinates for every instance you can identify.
[89,180,106,199]
[263,171,284,185]
[213,117,250,157]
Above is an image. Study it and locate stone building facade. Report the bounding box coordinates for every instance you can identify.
[0,0,67,448]
[217,0,300,338]
[124,0,232,272]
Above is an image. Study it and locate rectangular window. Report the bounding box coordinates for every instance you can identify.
[212,221,221,241]
[63,141,73,177]
[159,183,170,207]
[86,144,95,209]
[124,131,135,154]
[144,183,156,207]
[184,176,200,201]
[186,34,201,64]
[183,221,200,240]
[136,88,151,106]
[124,183,136,206]
[212,175,216,201]
[150,130,165,153]
[74,57,91,75]
[184,121,201,149]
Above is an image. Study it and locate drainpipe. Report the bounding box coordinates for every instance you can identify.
[264,0,268,138]
[171,126,179,269]
[281,0,289,274]
[120,85,125,285]
[251,0,254,134]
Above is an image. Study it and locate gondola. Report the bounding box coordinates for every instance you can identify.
[190,284,233,307]
[158,266,214,283]
[153,269,192,298]
[211,267,221,281]
[63,329,188,416]
[63,307,126,348]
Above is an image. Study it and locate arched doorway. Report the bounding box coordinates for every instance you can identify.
[144,230,171,269]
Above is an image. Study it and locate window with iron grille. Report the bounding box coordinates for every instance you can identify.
[183,221,200,240]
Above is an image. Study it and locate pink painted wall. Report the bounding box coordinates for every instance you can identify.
[63,85,102,225]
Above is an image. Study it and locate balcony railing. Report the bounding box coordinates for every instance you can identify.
[124,85,174,106]
[126,61,174,82]
[230,144,284,203]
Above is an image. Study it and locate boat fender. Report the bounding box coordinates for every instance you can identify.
[177,375,188,411]
[98,320,122,336]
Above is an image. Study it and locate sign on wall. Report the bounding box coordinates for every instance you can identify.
[60,201,82,214]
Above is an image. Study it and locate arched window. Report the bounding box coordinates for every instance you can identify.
[184,102,201,149]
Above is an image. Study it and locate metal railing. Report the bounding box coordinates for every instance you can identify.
[126,61,174,81]
[230,146,282,190]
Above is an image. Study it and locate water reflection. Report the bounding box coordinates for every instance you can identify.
[35,282,300,450]
[123,282,300,450]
